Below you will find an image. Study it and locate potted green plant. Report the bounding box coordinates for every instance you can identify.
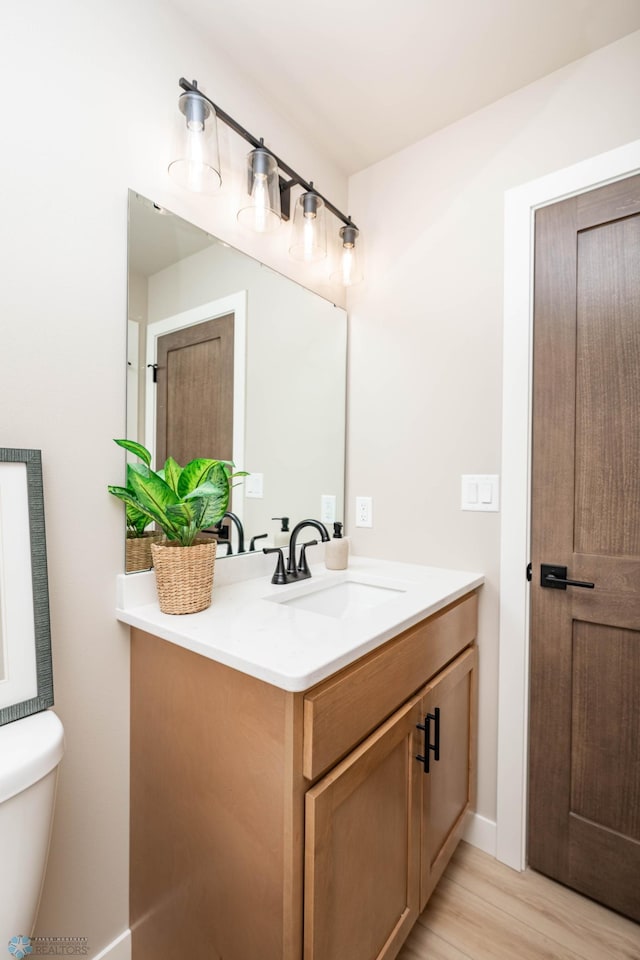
[110,440,163,572]
[108,439,245,614]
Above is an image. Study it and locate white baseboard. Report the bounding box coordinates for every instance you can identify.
[463,811,498,859]
[92,930,131,960]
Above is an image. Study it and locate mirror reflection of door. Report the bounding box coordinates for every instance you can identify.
[155,314,234,469]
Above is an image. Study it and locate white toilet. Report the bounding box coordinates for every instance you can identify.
[0,711,64,947]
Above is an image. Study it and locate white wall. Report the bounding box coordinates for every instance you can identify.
[347,30,640,835]
[0,1,346,954]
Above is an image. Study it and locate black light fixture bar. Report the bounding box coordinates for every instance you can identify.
[178,78,358,231]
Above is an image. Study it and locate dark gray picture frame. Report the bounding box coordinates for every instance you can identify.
[0,448,54,725]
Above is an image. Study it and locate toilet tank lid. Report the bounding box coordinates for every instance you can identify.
[0,710,64,804]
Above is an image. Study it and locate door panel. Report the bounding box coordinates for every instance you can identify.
[529,174,640,921]
[155,313,234,467]
[575,217,640,557]
[571,621,640,839]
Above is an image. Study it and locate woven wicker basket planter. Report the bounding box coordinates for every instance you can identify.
[125,532,163,573]
[150,539,216,615]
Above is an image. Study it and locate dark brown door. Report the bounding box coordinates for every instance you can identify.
[155,314,234,467]
[528,175,640,920]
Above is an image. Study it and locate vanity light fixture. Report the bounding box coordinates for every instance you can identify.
[168,78,362,284]
[168,87,222,195]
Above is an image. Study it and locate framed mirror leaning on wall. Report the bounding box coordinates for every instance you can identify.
[125,191,347,571]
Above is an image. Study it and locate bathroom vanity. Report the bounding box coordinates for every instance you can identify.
[117,558,482,960]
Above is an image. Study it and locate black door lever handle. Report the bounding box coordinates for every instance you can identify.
[541,563,595,590]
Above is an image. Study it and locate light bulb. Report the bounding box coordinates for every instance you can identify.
[303,218,315,261]
[331,223,363,286]
[289,190,327,262]
[185,127,207,192]
[341,246,355,285]
[252,175,269,233]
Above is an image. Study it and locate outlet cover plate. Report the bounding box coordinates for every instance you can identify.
[321,494,336,524]
[355,496,373,527]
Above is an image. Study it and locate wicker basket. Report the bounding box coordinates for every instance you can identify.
[125,532,163,573]
[150,539,216,615]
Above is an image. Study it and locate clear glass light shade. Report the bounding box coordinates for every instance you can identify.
[331,224,363,286]
[168,91,222,195]
[289,191,327,262]
[237,147,281,232]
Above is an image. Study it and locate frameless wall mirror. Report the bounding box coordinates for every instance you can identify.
[126,191,347,571]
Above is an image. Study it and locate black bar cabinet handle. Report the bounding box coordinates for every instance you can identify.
[432,707,440,762]
[415,707,440,774]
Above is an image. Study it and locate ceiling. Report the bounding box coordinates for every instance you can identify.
[166,0,640,176]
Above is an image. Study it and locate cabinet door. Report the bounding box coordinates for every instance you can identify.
[304,695,422,960]
[419,645,477,909]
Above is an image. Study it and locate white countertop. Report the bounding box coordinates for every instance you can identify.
[116,554,483,692]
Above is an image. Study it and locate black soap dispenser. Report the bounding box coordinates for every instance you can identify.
[325,521,349,570]
[272,517,290,548]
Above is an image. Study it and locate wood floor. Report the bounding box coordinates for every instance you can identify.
[397,842,640,960]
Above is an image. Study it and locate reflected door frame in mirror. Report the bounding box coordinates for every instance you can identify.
[139,292,247,525]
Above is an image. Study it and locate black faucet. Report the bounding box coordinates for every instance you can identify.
[287,519,330,575]
[217,511,246,555]
[263,539,318,585]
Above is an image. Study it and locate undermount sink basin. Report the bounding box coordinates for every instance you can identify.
[269,578,407,619]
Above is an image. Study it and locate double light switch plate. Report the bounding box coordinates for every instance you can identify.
[461,475,500,512]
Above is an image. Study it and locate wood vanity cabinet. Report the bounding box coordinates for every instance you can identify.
[130,590,478,960]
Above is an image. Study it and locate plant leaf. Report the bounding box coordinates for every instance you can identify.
[114,438,152,466]
[184,467,230,528]
[163,457,182,494]
[108,483,135,504]
[184,496,210,532]
[178,458,221,497]
[166,501,196,523]
[199,494,229,530]
[108,484,156,524]
[126,502,151,536]
[127,466,181,538]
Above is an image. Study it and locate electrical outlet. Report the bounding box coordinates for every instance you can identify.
[355,496,373,528]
